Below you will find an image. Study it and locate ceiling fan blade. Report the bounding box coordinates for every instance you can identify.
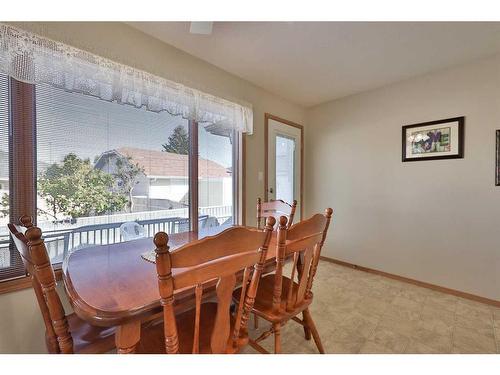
[189,22,213,35]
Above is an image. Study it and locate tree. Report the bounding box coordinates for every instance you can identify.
[162,125,189,154]
[0,193,8,218]
[113,156,145,213]
[0,193,60,220]
[38,153,127,219]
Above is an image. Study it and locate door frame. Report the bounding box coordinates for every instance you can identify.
[264,113,304,219]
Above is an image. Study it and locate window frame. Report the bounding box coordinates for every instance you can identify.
[0,78,243,290]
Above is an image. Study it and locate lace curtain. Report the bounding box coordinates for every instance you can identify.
[0,24,253,134]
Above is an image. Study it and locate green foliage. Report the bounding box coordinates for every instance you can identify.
[162,125,189,154]
[0,193,56,220]
[0,193,8,218]
[113,155,145,213]
[38,153,127,219]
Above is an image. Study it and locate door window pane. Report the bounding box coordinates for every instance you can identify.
[198,126,234,228]
[36,83,190,263]
[275,135,295,204]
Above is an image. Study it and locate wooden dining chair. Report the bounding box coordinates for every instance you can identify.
[7,216,116,354]
[254,197,297,329]
[138,217,276,354]
[234,208,333,354]
[257,198,297,229]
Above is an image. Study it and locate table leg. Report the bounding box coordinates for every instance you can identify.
[115,320,141,354]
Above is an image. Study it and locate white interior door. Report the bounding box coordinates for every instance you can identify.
[267,117,302,220]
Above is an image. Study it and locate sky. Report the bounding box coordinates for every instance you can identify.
[0,75,234,178]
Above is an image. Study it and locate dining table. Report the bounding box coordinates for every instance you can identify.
[62,224,279,353]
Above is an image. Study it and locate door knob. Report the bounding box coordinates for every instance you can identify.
[269,187,274,194]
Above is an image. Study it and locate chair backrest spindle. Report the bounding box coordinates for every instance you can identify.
[272,216,288,313]
[192,283,203,354]
[154,232,179,354]
[231,266,251,344]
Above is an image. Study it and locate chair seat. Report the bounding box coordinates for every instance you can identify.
[233,274,313,323]
[137,302,246,354]
[67,313,116,354]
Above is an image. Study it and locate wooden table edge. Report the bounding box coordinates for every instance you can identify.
[62,257,279,327]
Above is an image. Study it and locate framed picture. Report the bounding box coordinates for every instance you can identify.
[496,130,500,186]
[402,117,464,162]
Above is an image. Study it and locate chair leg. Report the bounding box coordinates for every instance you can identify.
[273,323,281,354]
[254,314,259,329]
[302,308,325,354]
[249,339,270,354]
[302,312,311,340]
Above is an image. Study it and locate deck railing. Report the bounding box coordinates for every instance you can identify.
[0,214,223,266]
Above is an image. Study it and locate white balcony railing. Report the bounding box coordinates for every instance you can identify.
[0,205,233,268]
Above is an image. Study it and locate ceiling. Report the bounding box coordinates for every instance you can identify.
[128,22,500,107]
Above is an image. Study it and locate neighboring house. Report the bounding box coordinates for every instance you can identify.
[94,147,232,212]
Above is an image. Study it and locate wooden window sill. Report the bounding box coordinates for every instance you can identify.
[0,268,63,295]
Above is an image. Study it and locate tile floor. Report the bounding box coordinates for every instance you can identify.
[241,260,500,354]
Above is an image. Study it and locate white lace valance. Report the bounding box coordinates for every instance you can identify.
[0,24,253,134]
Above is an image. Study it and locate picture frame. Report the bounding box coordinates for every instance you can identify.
[496,130,500,186]
[402,117,464,162]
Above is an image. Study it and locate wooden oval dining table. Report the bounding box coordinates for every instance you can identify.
[62,225,278,354]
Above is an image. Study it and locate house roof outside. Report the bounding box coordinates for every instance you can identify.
[97,147,230,179]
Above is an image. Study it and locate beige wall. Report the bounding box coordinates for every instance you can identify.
[0,22,306,353]
[0,288,45,353]
[306,54,500,301]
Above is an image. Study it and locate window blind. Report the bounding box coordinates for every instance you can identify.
[0,74,27,281]
[35,83,191,263]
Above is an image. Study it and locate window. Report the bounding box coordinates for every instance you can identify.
[0,25,250,283]
[198,126,235,227]
[0,79,241,279]
[0,74,10,273]
[275,135,295,204]
[36,84,192,262]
